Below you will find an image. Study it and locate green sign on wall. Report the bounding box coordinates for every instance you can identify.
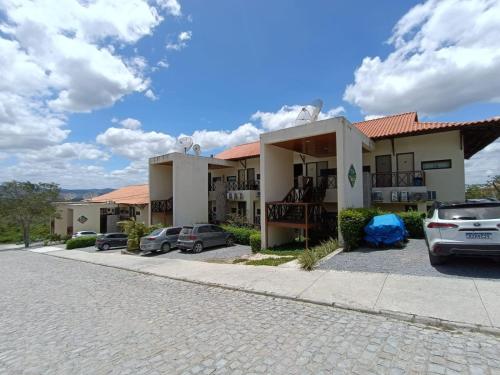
[348,164,357,188]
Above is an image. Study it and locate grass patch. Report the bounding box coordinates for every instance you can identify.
[260,242,306,257]
[245,257,296,266]
[232,258,248,264]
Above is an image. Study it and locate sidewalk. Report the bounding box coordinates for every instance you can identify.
[40,248,500,334]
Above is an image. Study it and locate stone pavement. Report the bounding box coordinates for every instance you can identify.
[42,247,500,333]
[1,250,500,375]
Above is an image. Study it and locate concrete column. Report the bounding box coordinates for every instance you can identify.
[260,143,295,248]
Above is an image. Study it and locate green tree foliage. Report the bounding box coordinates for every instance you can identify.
[0,181,60,247]
[465,176,500,200]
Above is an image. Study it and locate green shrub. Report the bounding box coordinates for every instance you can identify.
[298,250,318,271]
[249,233,261,253]
[298,238,339,271]
[339,208,383,251]
[245,257,296,266]
[340,208,426,251]
[398,211,425,238]
[221,224,259,245]
[66,236,97,250]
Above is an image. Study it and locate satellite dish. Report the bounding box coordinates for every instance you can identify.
[294,99,323,126]
[193,144,201,156]
[310,99,323,121]
[295,107,312,126]
[178,136,193,154]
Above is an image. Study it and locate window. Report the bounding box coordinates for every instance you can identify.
[421,159,452,170]
[198,226,210,233]
[211,225,223,232]
[363,165,371,173]
[438,204,500,220]
[227,176,236,182]
[320,168,336,176]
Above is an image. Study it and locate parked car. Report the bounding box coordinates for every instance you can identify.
[72,231,97,238]
[424,201,500,265]
[95,233,128,251]
[177,224,235,253]
[139,227,182,254]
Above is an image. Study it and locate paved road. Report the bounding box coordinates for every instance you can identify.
[319,239,500,279]
[1,251,499,375]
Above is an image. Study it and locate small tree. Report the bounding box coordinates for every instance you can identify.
[488,175,500,199]
[0,181,60,247]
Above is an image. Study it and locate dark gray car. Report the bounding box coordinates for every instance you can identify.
[177,224,235,253]
[139,226,182,254]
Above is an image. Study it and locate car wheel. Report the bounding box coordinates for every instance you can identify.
[428,251,446,266]
[102,243,110,251]
[193,242,203,253]
[161,243,171,252]
[226,236,235,247]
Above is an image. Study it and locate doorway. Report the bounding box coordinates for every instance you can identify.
[397,153,414,187]
[375,155,392,187]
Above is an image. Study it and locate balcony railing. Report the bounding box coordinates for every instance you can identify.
[266,202,326,226]
[209,180,260,191]
[151,198,173,213]
[371,171,425,188]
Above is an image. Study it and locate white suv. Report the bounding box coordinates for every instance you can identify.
[424,201,500,265]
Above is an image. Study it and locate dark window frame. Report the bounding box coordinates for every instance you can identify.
[421,159,452,170]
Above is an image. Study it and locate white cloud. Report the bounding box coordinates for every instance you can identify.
[0,0,178,151]
[18,143,109,163]
[189,123,263,150]
[119,118,142,130]
[157,60,170,68]
[144,89,158,101]
[251,105,345,131]
[465,139,500,184]
[156,0,182,17]
[344,0,500,116]
[166,30,192,50]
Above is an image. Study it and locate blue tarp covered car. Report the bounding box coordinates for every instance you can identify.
[364,214,408,247]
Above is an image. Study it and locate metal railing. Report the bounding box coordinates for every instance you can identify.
[227,180,260,191]
[371,171,426,188]
[151,198,173,213]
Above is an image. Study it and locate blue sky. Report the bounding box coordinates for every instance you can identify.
[0,0,499,188]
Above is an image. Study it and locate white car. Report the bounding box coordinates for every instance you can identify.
[424,201,500,265]
[72,231,98,239]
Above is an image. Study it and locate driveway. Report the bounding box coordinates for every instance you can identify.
[74,243,252,262]
[319,239,500,279]
[146,243,252,261]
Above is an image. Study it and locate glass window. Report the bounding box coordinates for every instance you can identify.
[198,226,210,233]
[180,227,193,235]
[211,225,223,232]
[421,159,452,170]
[149,228,163,236]
[438,204,500,220]
[227,176,236,182]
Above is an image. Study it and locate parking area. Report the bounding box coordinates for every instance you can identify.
[319,239,500,279]
[74,243,252,262]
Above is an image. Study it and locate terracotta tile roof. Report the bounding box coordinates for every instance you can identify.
[215,141,260,160]
[88,184,149,205]
[215,113,500,160]
[354,112,500,139]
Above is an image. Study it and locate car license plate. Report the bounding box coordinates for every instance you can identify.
[465,232,492,240]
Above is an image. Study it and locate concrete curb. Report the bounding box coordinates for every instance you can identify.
[42,251,500,338]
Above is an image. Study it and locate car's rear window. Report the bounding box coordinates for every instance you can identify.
[149,229,163,236]
[180,227,193,235]
[438,205,500,220]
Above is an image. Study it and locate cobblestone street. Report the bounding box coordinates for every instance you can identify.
[1,250,499,375]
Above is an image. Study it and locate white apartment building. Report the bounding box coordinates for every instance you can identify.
[148,112,499,248]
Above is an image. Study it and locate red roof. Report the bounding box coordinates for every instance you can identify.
[88,184,149,205]
[215,141,260,160]
[215,112,500,160]
[354,112,500,139]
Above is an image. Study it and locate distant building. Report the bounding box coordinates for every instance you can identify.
[52,184,149,236]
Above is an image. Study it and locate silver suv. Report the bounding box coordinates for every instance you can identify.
[139,227,182,254]
[177,224,235,253]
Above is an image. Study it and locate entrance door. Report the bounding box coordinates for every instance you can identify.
[238,169,246,187]
[237,202,246,218]
[246,168,255,189]
[375,155,392,187]
[397,153,414,186]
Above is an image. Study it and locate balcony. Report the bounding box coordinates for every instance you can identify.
[209,180,260,192]
[371,171,425,188]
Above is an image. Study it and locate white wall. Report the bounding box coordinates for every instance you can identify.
[260,144,295,247]
[54,202,113,235]
[363,130,465,203]
[172,155,209,226]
